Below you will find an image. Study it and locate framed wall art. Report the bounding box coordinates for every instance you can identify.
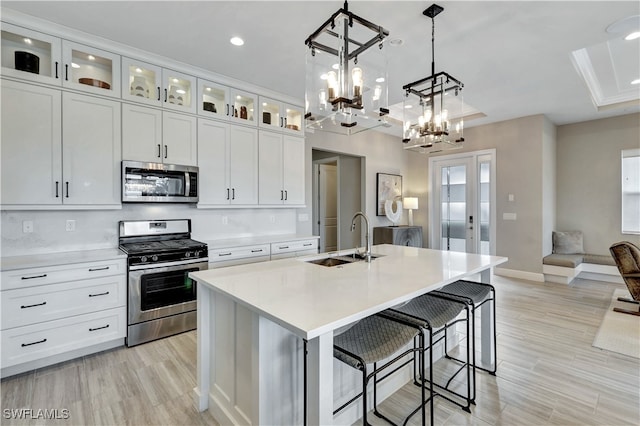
[376,173,402,216]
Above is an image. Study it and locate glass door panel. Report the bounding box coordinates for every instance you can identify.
[479,161,491,255]
[162,69,195,113]
[259,97,281,130]
[441,164,469,252]
[122,57,161,106]
[1,23,62,85]
[62,40,120,98]
[198,79,230,119]
[283,103,303,134]
[229,89,257,125]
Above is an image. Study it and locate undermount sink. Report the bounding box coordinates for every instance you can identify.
[306,253,381,267]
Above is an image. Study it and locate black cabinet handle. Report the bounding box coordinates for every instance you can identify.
[218,252,232,257]
[89,324,109,332]
[284,190,288,201]
[164,88,168,102]
[157,144,161,158]
[226,188,230,200]
[279,246,289,250]
[157,86,161,101]
[55,62,59,79]
[22,274,47,280]
[284,117,288,127]
[164,145,168,159]
[232,188,235,200]
[303,243,313,246]
[65,64,68,81]
[251,249,263,253]
[65,182,69,198]
[21,301,46,309]
[89,291,109,297]
[226,104,229,116]
[55,181,59,198]
[22,338,47,347]
[89,266,109,272]
[281,190,284,201]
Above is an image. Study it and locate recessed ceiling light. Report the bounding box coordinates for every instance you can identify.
[632,78,640,85]
[230,36,244,46]
[389,38,404,47]
[625,31,640,40]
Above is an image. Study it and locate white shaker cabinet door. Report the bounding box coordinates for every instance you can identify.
[1,80,62,205]
[61,92,121,205]
[229,126,258,205]
[258,130,284,204]
[197,118,230,205]
[162,111,197,166]
[282,135,305,205]
[122,103,163,163]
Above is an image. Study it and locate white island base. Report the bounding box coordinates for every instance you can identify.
[191,245,506,425]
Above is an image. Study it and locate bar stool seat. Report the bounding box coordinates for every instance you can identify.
[333,313,428,426]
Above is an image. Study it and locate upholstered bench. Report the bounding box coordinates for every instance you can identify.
[542,231,621,284]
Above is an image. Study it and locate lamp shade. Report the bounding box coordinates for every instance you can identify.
[403,197,418,210]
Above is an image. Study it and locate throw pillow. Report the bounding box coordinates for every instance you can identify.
[553,231,584,254]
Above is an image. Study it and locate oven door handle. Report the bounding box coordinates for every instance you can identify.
[128,257,209,271]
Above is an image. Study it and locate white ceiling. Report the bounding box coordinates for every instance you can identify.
[4,0,639,129]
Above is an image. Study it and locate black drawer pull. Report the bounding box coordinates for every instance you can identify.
[279,246,289,250]
[21,301,47,309]
[89,291,109,297]
[22,338,47,347]
[251,249,263,253]
[89,324,110,332]
[303,243,314,246]
[89,266,109,272]
[218,252,232,257]
[21,274,47,280]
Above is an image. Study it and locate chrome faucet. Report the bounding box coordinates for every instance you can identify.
[351,211,371,262]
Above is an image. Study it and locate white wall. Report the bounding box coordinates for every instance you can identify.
[1,206,296,257]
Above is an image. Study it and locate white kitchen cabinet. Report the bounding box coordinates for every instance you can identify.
[1,80,121,208]
[208,244,271,268]
[198,118,258,206]
[1,22,62,86]
[258,131,305,205]
[62,92,121,205]
[1,79,62,206]
[258,97,303,136]
[197,78,230,120]
[121,59,196,114]
[229,88,258,126]
[62,39,120,98]
[0,257,126,376]
[270,238,318,260]
[122,104,197,166]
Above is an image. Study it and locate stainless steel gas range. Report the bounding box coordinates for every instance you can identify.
[118,219,208,347]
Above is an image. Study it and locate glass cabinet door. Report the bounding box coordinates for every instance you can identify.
[1,23,62,86]
[283,103,303,135]
[229,89,257,126]
[197,79,230,119]
[122,57,162,106]
[162,69,196,114]
[259,97,281,130]
[62,40,121,98]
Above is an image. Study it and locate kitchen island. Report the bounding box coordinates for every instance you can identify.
[189,244,507,425]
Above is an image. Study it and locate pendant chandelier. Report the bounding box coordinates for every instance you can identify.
[305,1,390,135]
[403,4,465,152]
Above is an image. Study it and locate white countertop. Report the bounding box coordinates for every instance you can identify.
[202,234,319,250]
[190,244,508,340]
[0,248,127,271]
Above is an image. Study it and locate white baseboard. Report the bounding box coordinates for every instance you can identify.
[494,267,545,282]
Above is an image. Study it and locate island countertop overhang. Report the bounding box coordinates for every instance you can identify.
[189,244,508,340]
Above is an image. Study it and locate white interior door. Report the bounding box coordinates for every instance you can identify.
[429,150,496,255]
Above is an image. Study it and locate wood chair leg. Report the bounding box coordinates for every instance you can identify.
[613,307,640,316]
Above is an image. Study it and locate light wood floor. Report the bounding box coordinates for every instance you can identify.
[1,275,639,425]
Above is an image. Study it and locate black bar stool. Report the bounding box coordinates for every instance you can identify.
[332,313,430,426]
[385,292,473,413]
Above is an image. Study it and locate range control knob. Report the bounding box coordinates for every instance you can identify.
[194,250,200,258]
[151,255,158,262]
[185,252,191,258]
[140,256,147,263]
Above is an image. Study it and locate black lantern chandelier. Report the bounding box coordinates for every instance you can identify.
[403,4,465,151]
[304,1,390,135]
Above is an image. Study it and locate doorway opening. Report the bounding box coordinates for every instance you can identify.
[312,150,364,253]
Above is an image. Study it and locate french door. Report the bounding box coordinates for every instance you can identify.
[429,149,496,255]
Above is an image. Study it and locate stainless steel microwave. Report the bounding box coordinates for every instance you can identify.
[122,161,198,203]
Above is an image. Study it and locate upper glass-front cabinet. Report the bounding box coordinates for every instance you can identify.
[62,40,121,98]
[229,89,257,126]
[1,23,62,85]
[259,97,303,135]
[197,79,230,119]
[162,69,196,113]
[122,57,162,106]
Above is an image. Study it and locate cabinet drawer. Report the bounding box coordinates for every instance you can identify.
[1,275,126,330]
[209,244,271,263]
[1,259,125,291]
[1,308,126,368]
[270,239,318,255]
